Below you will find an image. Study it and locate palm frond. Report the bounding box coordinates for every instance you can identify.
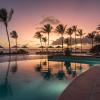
[7,8,14,22]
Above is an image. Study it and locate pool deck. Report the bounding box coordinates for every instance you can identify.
[58,65,100,100]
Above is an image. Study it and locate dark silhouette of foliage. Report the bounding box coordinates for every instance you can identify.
[90,45,100,55]
[10,31,18,52]
[0,8,14,54]
[56,24,67,51]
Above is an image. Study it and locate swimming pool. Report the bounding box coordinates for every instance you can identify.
[0,55,97,100]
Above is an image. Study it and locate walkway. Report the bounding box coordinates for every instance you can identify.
[58,66,100,100]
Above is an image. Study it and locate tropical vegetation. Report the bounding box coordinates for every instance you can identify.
[0,8,14,54]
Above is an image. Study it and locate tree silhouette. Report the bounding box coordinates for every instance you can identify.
[42,37,47,52]
[72,26,77,53]
[10,31,18,53]
[87,31,96,48]
[94,34,100,45]
[77,29,85,53]
[66,27,73,49]
[34,31,43,52]
[0,8,14,54]
[56,24,67,52]
[42,24,53,52]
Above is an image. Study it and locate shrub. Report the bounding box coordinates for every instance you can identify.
[17,49,28,54]
[90,45,100,55]
[64,48,72,56]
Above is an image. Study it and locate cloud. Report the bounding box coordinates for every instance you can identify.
[52,37,92,45]
[52,37,65,45]
[40,16,60,25]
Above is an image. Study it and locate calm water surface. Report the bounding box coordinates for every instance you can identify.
[0,55,96,100]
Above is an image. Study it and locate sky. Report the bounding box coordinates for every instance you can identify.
[0,0,100,48]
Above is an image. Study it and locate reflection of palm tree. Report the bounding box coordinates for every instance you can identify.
[57,62,65,80]
[79,63,82,71]
[56,24,67,52]
[10,31,18,53]
[35,60,42,72]
[66,28,73,49]
[0,57,13,98]
[34,31,43,52]
[42,24,53,52]
[72,62,77,78]
[0,8,14,54]
[41,61,52,80]
[64,61,72,75]
[10,56,18,74]
[42,60,47,66]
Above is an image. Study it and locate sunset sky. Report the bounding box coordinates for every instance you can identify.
[0,0,100,48]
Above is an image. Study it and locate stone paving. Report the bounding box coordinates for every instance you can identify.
[58,66,100,100]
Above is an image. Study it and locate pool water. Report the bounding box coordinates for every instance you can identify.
[0,55,96,100]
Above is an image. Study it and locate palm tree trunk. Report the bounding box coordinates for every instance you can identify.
[16,38,18,53]
[92,38,94,48]
[45,42,47,53]
[48,33,49,46]
[80,36,82,53]
[5,56,11,81]
[47,33,49,53]
[75,32,76,53]
[5,23,11,54]
[62,33,64,52]
[40,39,43,53]
[70,35,72,49]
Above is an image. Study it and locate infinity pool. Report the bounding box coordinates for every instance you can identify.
[0,55,97,100]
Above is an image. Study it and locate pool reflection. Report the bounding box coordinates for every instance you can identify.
[0,56,91,100]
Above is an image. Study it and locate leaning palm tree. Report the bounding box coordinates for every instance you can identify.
[10,31,18,52]
[72,25,77,53]
[41,24,53,52]
[42,37,47,52]
[34,31,43,52]
[0,8,14,54]
[87,31,96,48]
[66,27,73,49]
[56,24,67,51]
[77,29,85,53]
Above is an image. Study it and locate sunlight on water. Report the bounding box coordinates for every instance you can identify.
[0,55,94,100]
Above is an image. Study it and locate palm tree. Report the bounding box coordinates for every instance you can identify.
[42,37,47,52]
[56,24,67,51]
[66,27,73,49]
[72,25,77,53]
[64,38,70,48]
[34,31,43,52]
[87,31,96,48]
[94,34,100,45]
[10,31,18,52]
[0,8,14,54]
[77,29,85,53]
[42,24,53,52]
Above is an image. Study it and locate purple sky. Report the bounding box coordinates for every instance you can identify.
[0,0,100,47]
